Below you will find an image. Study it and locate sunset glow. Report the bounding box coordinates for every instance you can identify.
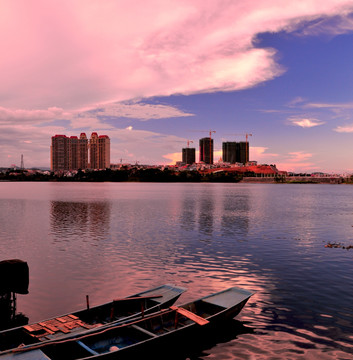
[1,1,353,172]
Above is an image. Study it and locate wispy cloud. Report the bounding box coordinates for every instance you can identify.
[304,102,353,109]
[0,107,68,125]
[294,12,353,37]
[333,124,353,132]
[288,116,325,128]
[90,100,194,120]
[250,147,279,160]
[277,151,318,172]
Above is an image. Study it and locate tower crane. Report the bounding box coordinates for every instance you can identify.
[225,133,252,142]
[186,140,193,148]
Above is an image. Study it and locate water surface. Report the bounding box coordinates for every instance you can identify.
[0,182,352,359]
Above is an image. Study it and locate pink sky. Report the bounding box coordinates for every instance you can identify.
[1,1,353,172]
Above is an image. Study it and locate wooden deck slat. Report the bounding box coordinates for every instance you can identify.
[170,306,209,326]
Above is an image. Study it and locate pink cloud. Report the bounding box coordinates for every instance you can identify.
[0,107,67,124]
[1,1,353,111]
[333,124,353,132]
[276,151,319,172]
[250,146,279,161]
[288,116,325,128]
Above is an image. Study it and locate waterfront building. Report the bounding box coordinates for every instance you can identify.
[89,132,99,169]
[51,135,69,171]
[236,141,249,164]
[199,137,213,164]
[89,132,111,169]
[51,132,110,171]
[78,133,88,169]
[222,142,237,164]
[98,135,111,169]
[69,136,79,170]
[222,141,249,164]
[182,147,196,164]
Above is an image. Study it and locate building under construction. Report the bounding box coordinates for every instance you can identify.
[199,137,214,164]
[182,148,196,164]
[222,141,249,164]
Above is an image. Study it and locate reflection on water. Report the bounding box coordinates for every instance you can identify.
[0,183,352,359]
[50,201,111,242]
[199,189,215,237]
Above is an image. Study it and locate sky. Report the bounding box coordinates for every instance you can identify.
[2,1,353,173]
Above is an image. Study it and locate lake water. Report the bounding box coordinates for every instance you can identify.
[0,182,352,359]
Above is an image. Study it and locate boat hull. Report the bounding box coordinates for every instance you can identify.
[0,284,186,352]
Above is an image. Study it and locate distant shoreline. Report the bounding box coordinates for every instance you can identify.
[0,168,348,184]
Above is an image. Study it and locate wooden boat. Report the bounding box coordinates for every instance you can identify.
[0,284,186,353]
[2,286,253,359]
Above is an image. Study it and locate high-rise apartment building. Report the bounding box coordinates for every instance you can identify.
[98,135,110,169]
[89,132,99,169]
[222,141,249,164]
[199,137,213,164]
[222,142,237,164]
[69,136,79,170]
[51,135,69,171]
[51,132,110,171]
[182,147,196,164]
[78,133,88,169]
[236,141,249,164]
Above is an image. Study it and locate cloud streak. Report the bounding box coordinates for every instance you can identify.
[89,101,194,120]
[333,124,353,133]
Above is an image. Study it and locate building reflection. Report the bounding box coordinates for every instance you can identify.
[199,191,215,236]
[180,197,197,231]
[179,186,249,238]
[50,201,111,242]
[221,194,249,238]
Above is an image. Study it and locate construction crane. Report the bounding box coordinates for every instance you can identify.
[225,133,252,142]
[186,140,193,148]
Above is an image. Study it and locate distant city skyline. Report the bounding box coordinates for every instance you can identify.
[2,1,353,173]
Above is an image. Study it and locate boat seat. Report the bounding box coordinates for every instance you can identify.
[130,324,158,338]
[76,341,99,355]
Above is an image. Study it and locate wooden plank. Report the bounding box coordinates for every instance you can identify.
[57,326,71,334]
[23,325,38,333]
[55,317,68,323]
[42,323,59,332]
[170,306,209,326]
